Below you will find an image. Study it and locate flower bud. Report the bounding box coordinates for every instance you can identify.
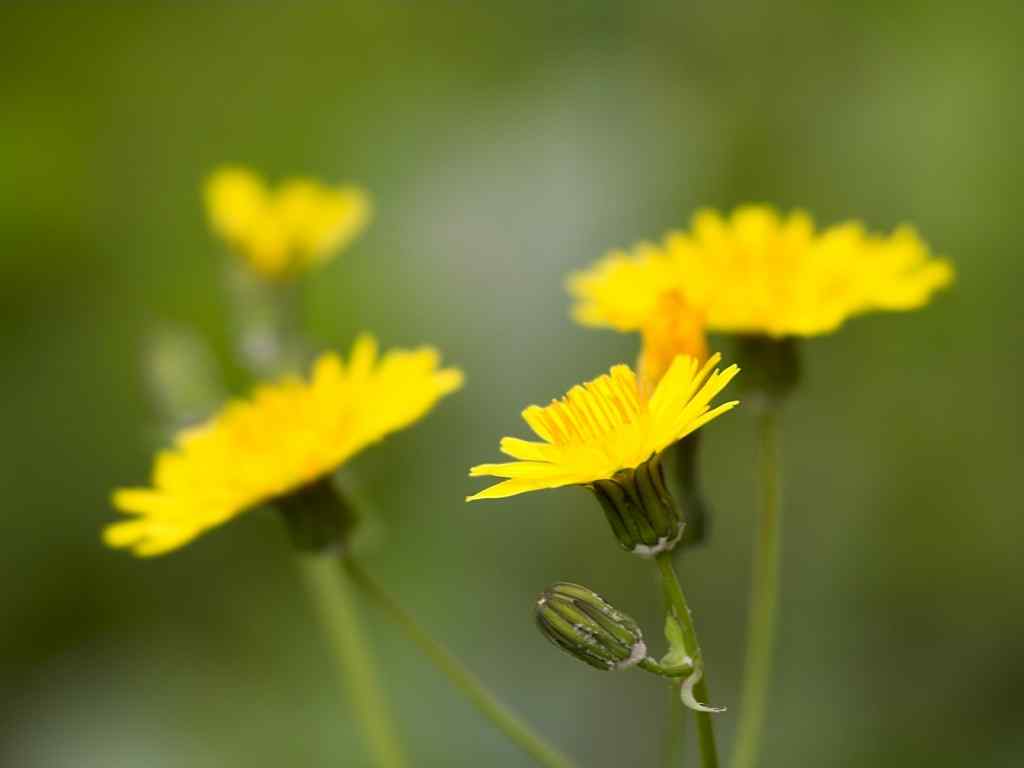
[589,454,683,556]
[535,583,647,671]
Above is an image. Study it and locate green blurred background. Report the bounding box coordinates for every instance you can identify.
[2,2,1020,765]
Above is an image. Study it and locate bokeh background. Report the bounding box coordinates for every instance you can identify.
[2,2,1020,766]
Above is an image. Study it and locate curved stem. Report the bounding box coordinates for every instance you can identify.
[344,557,577,768]
[298,555,406,768]
[655,552,719,768]
[731,404,782,768]
[640,657,695,678]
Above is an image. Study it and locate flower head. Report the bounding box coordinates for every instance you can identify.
[107,335,462,556]
[467,353,738,501]
[205,166,372,279]
[569,204,953,340]
[638,293,708,392]
[568,244,710,393]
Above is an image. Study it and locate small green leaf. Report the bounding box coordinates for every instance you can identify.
[660,614,690,669]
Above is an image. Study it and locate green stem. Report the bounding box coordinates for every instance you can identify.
[662,681,685,768]
[731,404,782,768]
[655,552,719,768]
[344,557,577,768]
[640,657,694,678]
[298,555,407,768]
[227,262,307,378]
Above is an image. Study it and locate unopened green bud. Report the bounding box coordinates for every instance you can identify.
[535,583,647,671]
[589,454,683,556]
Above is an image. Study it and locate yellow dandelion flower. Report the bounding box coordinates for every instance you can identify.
[204,166,372,279]
[568,242,678,332]
[107,335,462,556]
[568,247,709,390]
[468,353,738,555]
[569,204,954,341]
[468,353,738,501]
[638,294,708,393]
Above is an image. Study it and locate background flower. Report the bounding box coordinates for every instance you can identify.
[665,206,953,336]
[205,166,372,278]
[107,336,462,555]
[570,205,953,342]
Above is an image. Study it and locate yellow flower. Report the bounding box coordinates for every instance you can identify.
[204,166,372,279]
[569,242,678,332]
[107,335,462,556]
[568,247,709,391]
[467,353,738,501]
[638,294,708,393]
[569,204,954,340]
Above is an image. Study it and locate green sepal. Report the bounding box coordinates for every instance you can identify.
[588,454,684,556]
[275,475,361,553]
[734,334,801,403]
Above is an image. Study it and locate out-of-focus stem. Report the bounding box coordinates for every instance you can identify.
[731,404,782,768]
[227,262,307,378]
[662,680,685,768]
[298,555,407,768]
[345,557,577,768]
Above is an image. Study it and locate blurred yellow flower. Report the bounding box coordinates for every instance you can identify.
[569,204,954,341]
[107,335,462,556]
[205,166,372,279]
[467,353,738,501]
[638,294,708,393]
[569,246,709,390]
